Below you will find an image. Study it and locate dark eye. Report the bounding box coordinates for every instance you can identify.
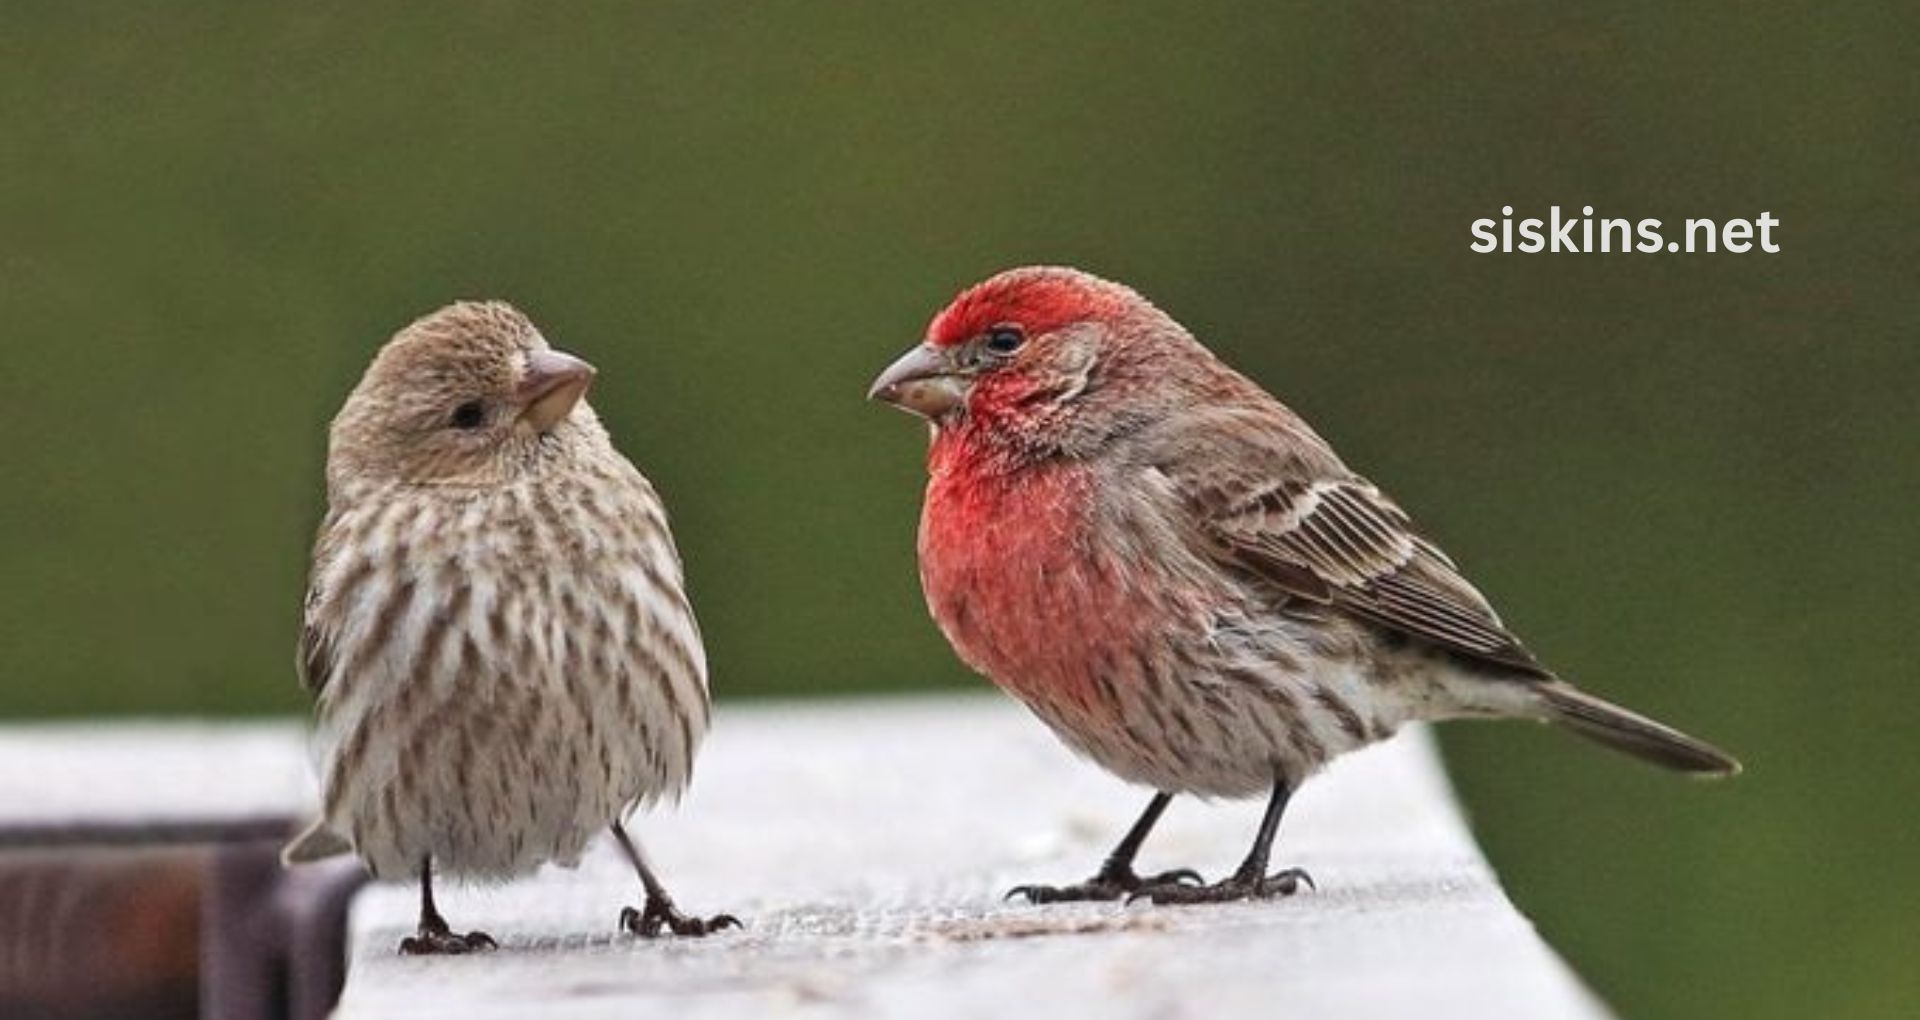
[984,325,1025,355]
[448,401,487,429]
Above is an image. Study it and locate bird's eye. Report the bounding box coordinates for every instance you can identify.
[983,325,1025,355]
[448,401,487,430]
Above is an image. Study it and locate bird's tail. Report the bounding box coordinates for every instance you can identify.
[1536,682,1741,777]
[281,818,352,866]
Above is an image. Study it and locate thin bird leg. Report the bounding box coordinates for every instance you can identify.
[1136,780,1314,905]
[1007,792,1205,904]
[398,857,497,954]
[612,822,741,937]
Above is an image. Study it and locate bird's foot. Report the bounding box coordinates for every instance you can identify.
[1130,866,1314,906]
[620,895,742,938]
[399,918,497,955]
[1007,865,1205,905]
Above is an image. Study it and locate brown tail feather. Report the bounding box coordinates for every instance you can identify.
[1538,683,1741,777]
[281,818,352,866]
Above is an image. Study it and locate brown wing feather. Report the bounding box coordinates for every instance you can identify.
[1154,410,1545,677]
[297,507,344,699]
[298,591,335,697]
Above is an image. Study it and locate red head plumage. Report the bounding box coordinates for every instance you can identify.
[926,266,1138,348]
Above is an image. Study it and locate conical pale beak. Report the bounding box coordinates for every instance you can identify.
[867,343,968,419]
[517,349,596,433]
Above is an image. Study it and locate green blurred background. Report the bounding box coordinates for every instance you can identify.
[3,2,1913,1015]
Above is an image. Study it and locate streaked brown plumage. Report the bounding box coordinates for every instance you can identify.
[284,301,736,952]
[870,266,1739,906]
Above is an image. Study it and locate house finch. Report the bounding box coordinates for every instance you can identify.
[869,267,1739,906]
[283,301,737,952]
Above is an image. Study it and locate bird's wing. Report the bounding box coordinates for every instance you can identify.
[297,509,343,699]
[1155,412,1547,676]
[298,587,336,698]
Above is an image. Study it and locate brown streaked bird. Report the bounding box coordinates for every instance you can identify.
[284,301,737,952]
[869,266,1739,906]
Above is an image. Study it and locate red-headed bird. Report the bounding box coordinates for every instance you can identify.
[869,267,1738,905]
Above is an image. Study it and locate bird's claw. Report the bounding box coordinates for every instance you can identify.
[1007,866,1207,904]
[1005,883,1087,904]
[399,923,497,955]
[1129,866,1314,906]
[620,899,742,938]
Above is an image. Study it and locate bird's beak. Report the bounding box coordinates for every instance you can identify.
[867,343,968,419]
[517,349,596,434]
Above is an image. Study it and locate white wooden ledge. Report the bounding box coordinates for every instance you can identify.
[2,696,1607,1019]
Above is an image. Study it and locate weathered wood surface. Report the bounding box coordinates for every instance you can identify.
[0,721,313,840]
[335,697,1606,1019]
[1,697,1608,1019]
